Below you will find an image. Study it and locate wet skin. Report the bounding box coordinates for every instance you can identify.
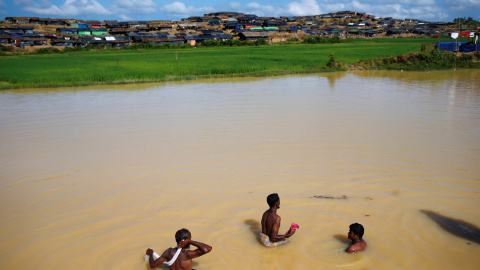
[261,199,296,242]
[146,233,212,270]
[346,230,366,253]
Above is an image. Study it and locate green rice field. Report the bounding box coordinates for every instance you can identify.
[0,38,463,89]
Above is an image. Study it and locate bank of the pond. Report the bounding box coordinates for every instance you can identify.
[1,38,479,90]
[350,50,480,70]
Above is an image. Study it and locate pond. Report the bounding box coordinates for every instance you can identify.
[0,70,479,269]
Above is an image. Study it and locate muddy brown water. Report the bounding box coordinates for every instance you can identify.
[1,70,479,269]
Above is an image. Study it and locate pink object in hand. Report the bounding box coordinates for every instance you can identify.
[286,222,299,235]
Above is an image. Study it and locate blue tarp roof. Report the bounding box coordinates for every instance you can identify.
[459,43,479,52]
[435,42,469,52]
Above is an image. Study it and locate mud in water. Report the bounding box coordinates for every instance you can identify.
[421,210,480,244]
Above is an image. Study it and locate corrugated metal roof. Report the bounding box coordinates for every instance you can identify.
[240,31,269,37]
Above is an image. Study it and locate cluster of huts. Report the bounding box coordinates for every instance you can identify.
[0,11,466,49]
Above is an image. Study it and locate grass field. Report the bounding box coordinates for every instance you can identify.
[0,37,467,89]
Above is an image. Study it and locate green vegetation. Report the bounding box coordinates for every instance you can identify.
[0,37,478,90]
[286,37,300,43]
[302,35,341,44]
[373,50,480,70]
[453,17,480,29]
[199,38,269,47]
[35,47,62,54]
[326,54,338,68]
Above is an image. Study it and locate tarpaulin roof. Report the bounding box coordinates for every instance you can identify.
[459,43,479,52]
[435,42,468,52]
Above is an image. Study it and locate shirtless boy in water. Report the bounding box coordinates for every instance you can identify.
[260,193,296,247]
[346,223,366,253]
[146,228,212,270]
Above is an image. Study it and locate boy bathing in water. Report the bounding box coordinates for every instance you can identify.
[260,193,297,247]
[346,223,366,253]
[146,228,212,270]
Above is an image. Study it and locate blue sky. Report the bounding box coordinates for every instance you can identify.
[1,0,479,22]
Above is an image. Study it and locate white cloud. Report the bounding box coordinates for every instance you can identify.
[0,0,6,7]
[446,0,480,16]
[246,2,261,9]
[113,0,157,14]
[230,2,241,9]
[245,2,277,16]
[415,0,436,5]
[323,3,346,12]
[360,2,449,21]
[448,0,480,6]
[162,1,191,13]
[13,0,112,16]
[60,0,112,16]
[389,0,435,6]
[350,0,370,11]
[287,0,321,16]
[118,14,133,21]
[13,0,63,15]
[160,1,214,17]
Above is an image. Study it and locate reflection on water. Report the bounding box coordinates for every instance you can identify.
[245,219,262,239]
[0,70,479,270]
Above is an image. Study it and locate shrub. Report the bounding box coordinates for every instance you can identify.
[286,37,299,43]
[222,39,236,46]
[462,53,473,62]
[35,47,61,54]
[0,46,11,52]
[330,36,341,43]
[474,51,480,60]
[376,49,476,69]
[200,40,221,47]
[255,39,267,46]
[302,35,341,44]
[326,54,337,68]
[303,35,326,44]
[64,45,90,52]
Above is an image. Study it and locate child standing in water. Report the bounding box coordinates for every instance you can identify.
[346,223,366,253]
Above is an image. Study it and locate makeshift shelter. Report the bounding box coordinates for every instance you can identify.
[459,43,479,52]
[435,42,469,52]
[208,17,223,26]
[91,28,108,35]
[238,31,269,41]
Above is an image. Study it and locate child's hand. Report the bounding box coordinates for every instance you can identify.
[178,239,190,248]
[286,223,299,235]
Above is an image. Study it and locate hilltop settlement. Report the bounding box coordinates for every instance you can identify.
[1,11,478,50]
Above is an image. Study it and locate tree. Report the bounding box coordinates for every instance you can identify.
[453,17,480,28]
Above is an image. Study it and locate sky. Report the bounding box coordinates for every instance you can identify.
[1,0,479,23]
